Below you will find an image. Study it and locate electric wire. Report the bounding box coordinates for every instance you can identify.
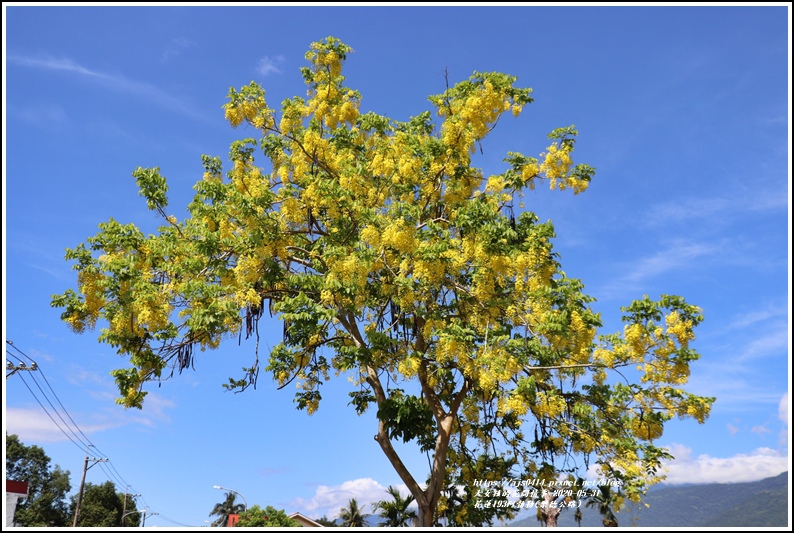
[6,340,163,522]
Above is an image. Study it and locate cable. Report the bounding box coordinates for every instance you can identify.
[6,340,156,520]
[10,368,89,451]
[8,341,97,447]
[150,513,194,527]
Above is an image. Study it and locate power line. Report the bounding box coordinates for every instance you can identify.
[9,363,90,451]
[151,513,194,527]
[7,342,97,448]
[5,340,154,520]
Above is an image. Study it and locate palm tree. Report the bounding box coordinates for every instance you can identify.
[208,492,245,527]
[372,486,417,527]
[585,485,618,527]
[337,498,367,527]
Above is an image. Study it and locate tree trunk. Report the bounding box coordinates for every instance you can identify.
[540,490,561,527]
[417,504,434,527]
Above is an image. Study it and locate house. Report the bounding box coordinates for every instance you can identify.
[227,511,323,527]
[289,512,324,527]
[6,480,29,527]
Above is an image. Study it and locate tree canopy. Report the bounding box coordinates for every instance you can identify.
[337,498,368,527]
[53,36,715,526]
[70,481,141,527]
[373,485,417,527]
[208,491,245,527]
[6,434,72,527]
[234,505,299,527]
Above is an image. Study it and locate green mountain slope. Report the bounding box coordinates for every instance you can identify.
[509,472,789,528]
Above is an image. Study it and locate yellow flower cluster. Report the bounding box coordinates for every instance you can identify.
[234,253,266,284]
[132,289,172,333]
[521,161,540,190]
[397,355,421,378]
[665,311,695,347]
[413,257,447,286]
[534,390,567,418]
[624,323,649,357]
[77,270,106,327]
[224,95,272,131]
[381,220,418,253]
[359,225,381,247]
[279,102,306,134]
[457,81,511,139]
[503,392,530,417]
[568,310,596,362]
[538,143,589,194]
[679,396,712,423]
[629,415,664,441]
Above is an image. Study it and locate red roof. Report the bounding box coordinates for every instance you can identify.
[6,480,29,496]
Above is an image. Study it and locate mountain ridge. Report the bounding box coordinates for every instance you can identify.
[509,471,789,528]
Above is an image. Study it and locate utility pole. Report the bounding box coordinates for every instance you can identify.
[142,510,158,527]
[122,486,141,526]
[6,360,38,378]
[71,449,108,527]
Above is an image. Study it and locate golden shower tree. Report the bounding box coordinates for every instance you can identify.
[53,37,714,526]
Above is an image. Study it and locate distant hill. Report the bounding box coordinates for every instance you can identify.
[510,472,789,528]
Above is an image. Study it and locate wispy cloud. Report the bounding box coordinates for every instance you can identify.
[751,425,771,435]
[725,304,789,330]
[779,393,789,451]
[162,37,196,62]
[624,242,718,282]
[730,326,789,363]
[7,54,207,121]
[726,423,739,436]
[644,188,787,228]
[256,55,285,77]
[596,241,719,299]
[8,103,68,130]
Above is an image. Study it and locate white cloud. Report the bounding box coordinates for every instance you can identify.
[750,425,771,435]
[7,54,206,120]
[256,55,285,77]
[4,407,119,443]
[661,443,789,485]
[726,423,739,436]
[291,477,402,519]
[127,393,175,426]
[778,393,789,426]
[162,37,196,62]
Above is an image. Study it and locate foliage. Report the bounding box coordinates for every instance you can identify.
[234,505,298,527]
[53,36,715,526]
[435,454,518,526]
[314,515,338,526]
[209,492,245,527]
[585,484,619,527]
[6,434,72,527]
[337,498,368,527]
[70,480,141,527]
[372,486,417,527]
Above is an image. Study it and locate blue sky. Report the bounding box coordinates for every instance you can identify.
[3,4,790,528]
